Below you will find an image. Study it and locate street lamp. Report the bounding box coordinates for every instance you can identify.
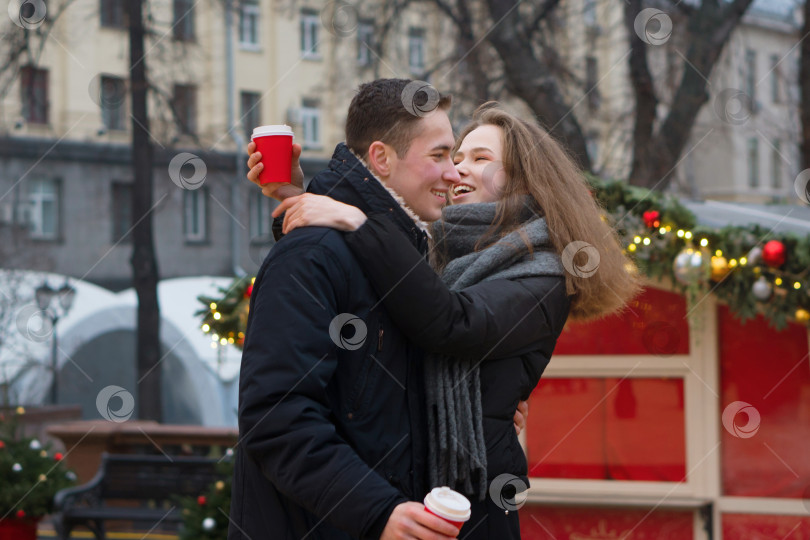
[34,279,76,405]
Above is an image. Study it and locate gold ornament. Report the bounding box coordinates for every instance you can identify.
[796,308,810,323]
[710,256,730,281]
[215,480,225,491]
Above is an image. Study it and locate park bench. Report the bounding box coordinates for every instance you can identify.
[52,453,224,540]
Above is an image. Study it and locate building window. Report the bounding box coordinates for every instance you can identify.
[300,9,320,58]
[583,0,597,29]
[28,178,59,240]
[357,20,374,66]
[111,182,132,243]
[771,140,782,189]
[249,192,272,240]
[408,27,426,74]
[239,0,260,48]
[183,188,207,242]
[173,0,195,41]
[240,91,261,141]
[744,49,756,104]
[173,84,197,135]
[585,55,600,112]
[101,76,126,131]
[100,0,127,28]
[300,98,321,149]
[585,132,598,166]
[770,53,781,104]
[20,65,48,125]
[747,137,759,189]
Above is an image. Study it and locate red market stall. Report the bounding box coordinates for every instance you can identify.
[520,284,810,540]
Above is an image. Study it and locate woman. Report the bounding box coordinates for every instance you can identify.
[253,103,639,538]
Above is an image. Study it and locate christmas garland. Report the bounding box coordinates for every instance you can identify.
[198,178,810,348]
[590,175,810,329]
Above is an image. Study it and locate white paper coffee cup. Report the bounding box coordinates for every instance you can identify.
[423,486,471,530]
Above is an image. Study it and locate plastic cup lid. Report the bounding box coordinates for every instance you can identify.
[423,487,471,521]
[252,124,294,138]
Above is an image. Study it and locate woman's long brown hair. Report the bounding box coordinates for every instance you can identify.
[442,102,641,320]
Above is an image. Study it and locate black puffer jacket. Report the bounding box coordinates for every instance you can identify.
[228,144,564,540]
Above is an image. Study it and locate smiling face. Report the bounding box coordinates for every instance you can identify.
[383,110,460,222]
[451,124,507,204]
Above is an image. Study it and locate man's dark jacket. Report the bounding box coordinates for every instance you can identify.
[228,144,562,540]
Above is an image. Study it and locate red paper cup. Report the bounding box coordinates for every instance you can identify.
[251,125,294,185]
[423,486,471,533]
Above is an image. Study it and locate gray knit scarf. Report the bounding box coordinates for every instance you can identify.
[425,198,565,501]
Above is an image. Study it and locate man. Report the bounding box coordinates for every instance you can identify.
[230,79,540,540]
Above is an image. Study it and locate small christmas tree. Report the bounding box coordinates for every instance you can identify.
[0,407,76,520]
[178,449,234,540]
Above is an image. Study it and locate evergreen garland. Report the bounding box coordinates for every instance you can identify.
[199,178,810,343]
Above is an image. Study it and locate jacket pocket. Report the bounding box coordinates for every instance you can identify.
[347,321,382,414]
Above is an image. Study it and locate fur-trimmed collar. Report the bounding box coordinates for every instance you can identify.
[348,148,433,237]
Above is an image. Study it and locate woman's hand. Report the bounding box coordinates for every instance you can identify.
[272,193,368,235]
[246,140,305,201]
[514,400,529,435]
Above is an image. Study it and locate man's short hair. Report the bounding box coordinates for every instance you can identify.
[345,78,452,159]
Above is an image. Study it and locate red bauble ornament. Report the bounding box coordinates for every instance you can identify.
[643,210,661,229]
[0,440,5,449]
[54,452,63,461]
[762,240,786,268]
[16,509,25,518]
[197,495,207,506]
[244,283,253,298]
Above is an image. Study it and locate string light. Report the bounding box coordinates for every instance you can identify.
[634,236,642,244]
[700,238,708,247]
[659,227,667,235]
[684,231,693,239]
[715,250,723,257]
[201,324,210,332]
[643,237,651,246]
[794,282,802,290]
[729,259,738,267]
[213,312,221,320]
[775,277,783,286]
[220,338,227,345]
[677,230,684,238]
[740,257,747,266]
[210,302,217,310]
[628,244,637,252]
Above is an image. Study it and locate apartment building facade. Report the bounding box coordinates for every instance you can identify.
[0,0,450,288]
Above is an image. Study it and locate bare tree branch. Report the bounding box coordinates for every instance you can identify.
[625,0,755,188]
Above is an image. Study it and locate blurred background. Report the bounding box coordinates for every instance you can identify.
[0,0,809,538]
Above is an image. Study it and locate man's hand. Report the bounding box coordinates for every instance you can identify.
[514,400,529,435]
[246,140,305,201]
[380,502,460,540]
